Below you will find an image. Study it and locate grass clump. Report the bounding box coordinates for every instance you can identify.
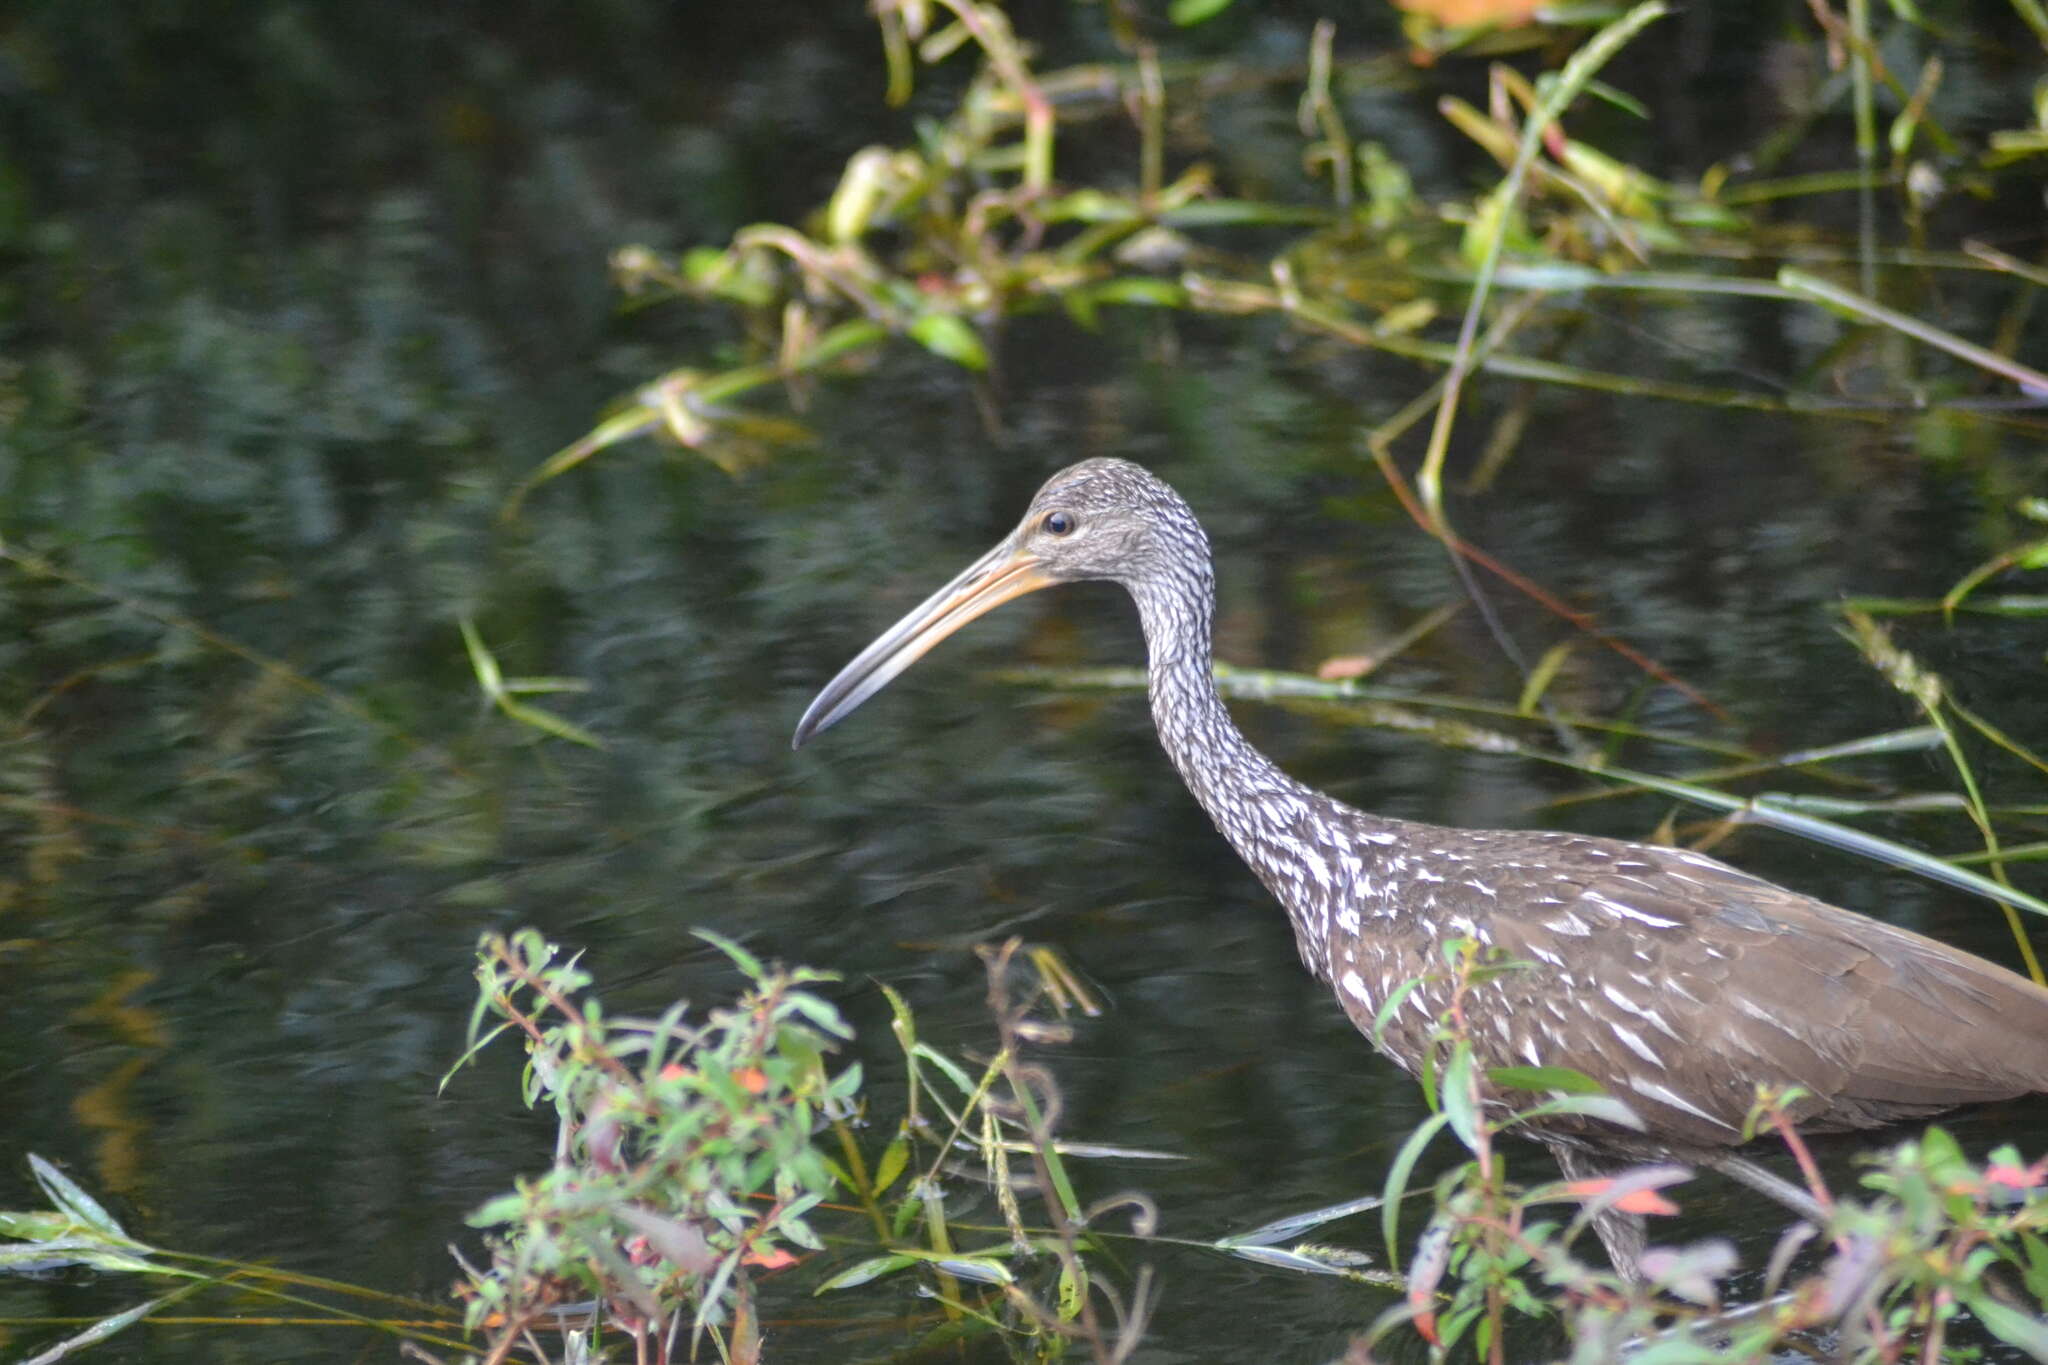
[441,929,857,1363]
[1355,942,2048,1363]
[435,932,1158,1364]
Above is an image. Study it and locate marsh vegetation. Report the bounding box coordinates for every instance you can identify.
[3,0,2047,1360]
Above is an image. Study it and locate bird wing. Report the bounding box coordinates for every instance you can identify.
[1481,836,2048,1149]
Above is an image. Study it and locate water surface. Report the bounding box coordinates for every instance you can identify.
[3,5,2045,1360]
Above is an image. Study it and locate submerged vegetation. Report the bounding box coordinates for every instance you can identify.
[2,0,2047,1360]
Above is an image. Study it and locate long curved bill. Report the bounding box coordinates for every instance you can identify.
[792,538,1054,748]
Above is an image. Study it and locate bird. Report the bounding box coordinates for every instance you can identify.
[791,456,2048,1277]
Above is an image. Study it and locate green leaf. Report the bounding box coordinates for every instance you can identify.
[910,1042,977,1095]
[890,1190,920,1241]
[693,1247,742,1336]
[442,1016,514,1095]
[935,1256,1015,1285]
[817,1153,856,1196]
[2015,1231,2048,1303]
[1371,977,1426,1051]
[1085,278,1186,308]
[908,313,988,371]
[496,695,605,749]
[68,1249,170,1275]
[786,992,853,1040]
[1446,1302,1487,1357]
[879,981,917,1050]
[1918,1124,1966,1180]
[1568,759,2048,921]
[1039,189,1131,224]
[1218,1193,1383,1248]
[0,1241,120,1270]
[17,1290,181,1365]
[825,1060,864,1103]
[1583,79,1651,120]
[872,1137,910,1199]
[1221,1243,1374,1276]
[1163,199,1330,227]
[1959,1287,2048,1358]
[501,675,592,697]
[695,928,766,981]
[1169,0,1236,24]
[1486,1065,1605,1095]
[1441,1045,1482,1153]
[1059,289,1100,331]
[29,1156,126,1241]
[1503,1094,1644,1131]
[1380,1112,1452,1273]
[1461,186,1536,266]
[467,1193,531,1228]
[777,1213,825,1253]
[0,1210,72,1240]
[458,619,503,696]
[1058,1257,1086,1320]
[814,1253,916,1293]
[1517,641,1575,716]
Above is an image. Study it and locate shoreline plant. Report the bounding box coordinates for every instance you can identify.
[4,929,2044,1361]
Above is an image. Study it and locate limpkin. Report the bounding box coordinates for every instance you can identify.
[792,457,2048,1274]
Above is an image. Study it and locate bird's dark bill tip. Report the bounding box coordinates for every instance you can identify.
[790,699,838,750]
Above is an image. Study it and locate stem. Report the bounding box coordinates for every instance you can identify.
[1845,0,1878,297]
[1416,0,1670,532]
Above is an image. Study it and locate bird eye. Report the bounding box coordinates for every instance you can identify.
[1041,511,1076,536]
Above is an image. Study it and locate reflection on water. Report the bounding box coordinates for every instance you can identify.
[3,5,2045,1361]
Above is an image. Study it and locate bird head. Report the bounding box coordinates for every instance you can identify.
[792,458,1202,747]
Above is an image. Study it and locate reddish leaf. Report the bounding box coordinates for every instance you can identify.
[1561,1177,1680,1216]
[1393,0,1545,27]
[1316,655,1375,681]
[1407,1213,1453,1345]
[1985,1160,2047,1191]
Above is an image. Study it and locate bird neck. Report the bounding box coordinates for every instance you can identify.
[1137,590,1301,807]
[1130,566,1349,975]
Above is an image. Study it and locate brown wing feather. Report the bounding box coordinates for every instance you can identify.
[1513,839,2048,1147]
[1316,822,2048,1153]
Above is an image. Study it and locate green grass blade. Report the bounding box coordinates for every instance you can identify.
[1380,1112,1452,1274]
[1538,760,2048,920]
[17,1290,187,1365]
[1218,1193,1384,1248]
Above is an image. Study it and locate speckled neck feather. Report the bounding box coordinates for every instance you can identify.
[1128,516,1376,983]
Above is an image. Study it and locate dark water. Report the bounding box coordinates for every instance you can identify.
[3,4,2046,1361]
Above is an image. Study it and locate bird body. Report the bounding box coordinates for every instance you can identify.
[795,458,2048,1192]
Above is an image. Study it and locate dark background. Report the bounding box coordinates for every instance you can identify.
[2,2,2045,1358]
